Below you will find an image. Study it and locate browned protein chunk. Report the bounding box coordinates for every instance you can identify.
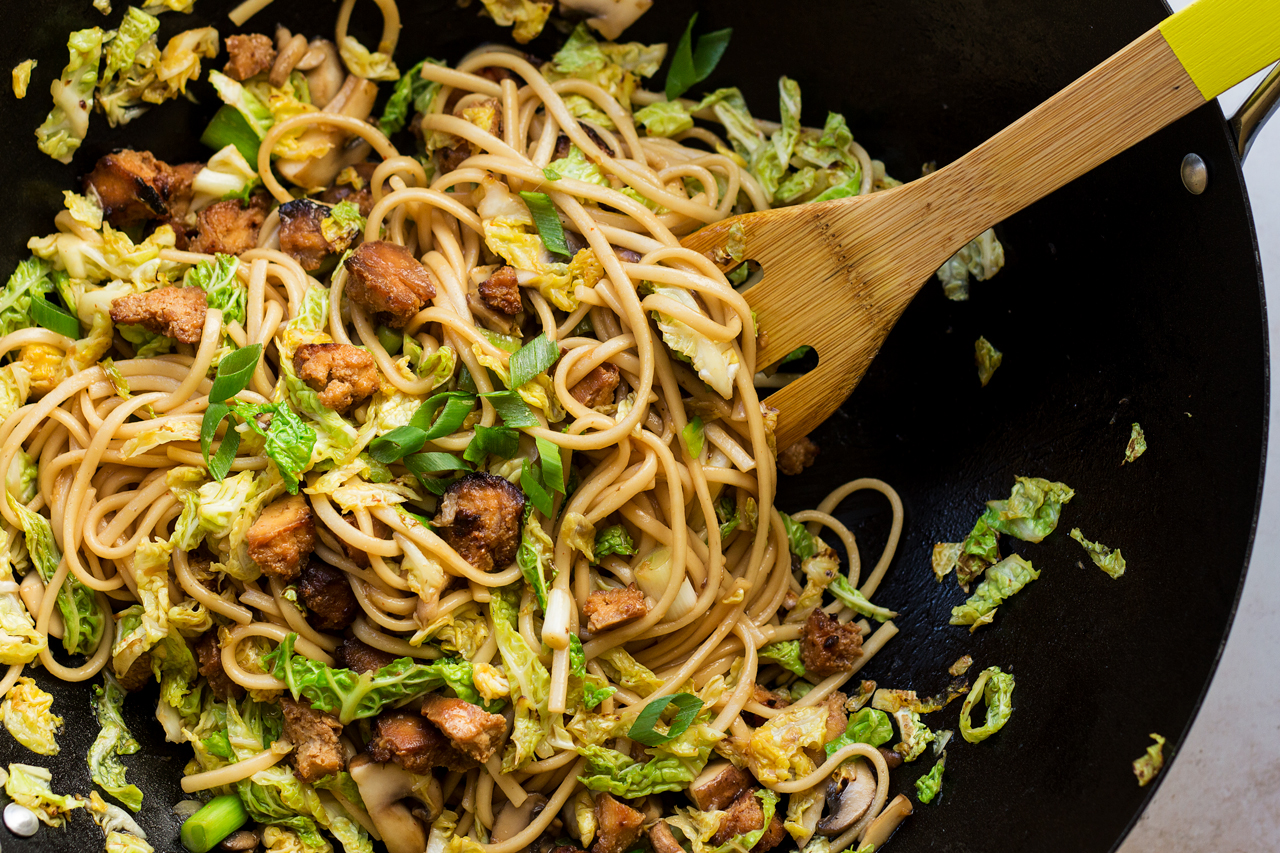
[110,286,208,344]
[320,161,377,217]
[420,695,509,763]
[246,495,316,580]
[582,583,648,633]
[344,241,438,328]
[195,631,244,700]
[297,559,358,631]
[189,198,267,256]
[711,789,787,853]
[340,513,392,568]
[117,650,153,692]
[293,343,378,414]
[224,34,276,81]
[777,436,820,476]
[84,150,175,227]
[478,265,522,315]
[368,709,475,772]
[433,472,525,571]
[278,199,333,271]
[280,696,344,783]
[800,608,864,678]
[163,161,204,248]
[569,363,621,409]
[590,793,645,853]
[821,690,850,744]
[335,637,397,674]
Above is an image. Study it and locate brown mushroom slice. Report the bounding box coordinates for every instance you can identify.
[299,39,344,106]
[859,793,913,849]
[274,75,378,189]
[492,793,549,844]
[816,759,877,837]
[688,760,753,811]
[349,754,443,853]
[218,829,261,851]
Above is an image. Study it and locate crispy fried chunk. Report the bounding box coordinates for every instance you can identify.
[109,286,208,343]
[368,709,474,772]
[570,363,621,409]
[195,631,243,700]
[280,696,344,783]
[582,584,648,633]
[297,559,358,631]
[277,199,332,271]
[800,608,864,678]
[293,342,378,414]
[84,150,173,227]
[778,436,820,476]
[432,472,525,571]
[189,198,266,256]
[246,495,315,580]
[420,695,508,763]
[224,34,276,81]
[344,240,438,328]
[591,793,645,853]
[478,265,522,315]
[335,637,397,675]
[712,789,786,852]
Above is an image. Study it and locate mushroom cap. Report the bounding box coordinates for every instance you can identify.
[492,793,549,845]
[349,754,443,853]
[815,760,877,837]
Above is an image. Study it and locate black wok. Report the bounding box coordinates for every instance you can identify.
[0,1,1266,851]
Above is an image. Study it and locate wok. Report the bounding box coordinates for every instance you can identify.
[0,1,1267,851]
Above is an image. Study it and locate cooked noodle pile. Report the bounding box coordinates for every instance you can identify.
[0,4,915,851]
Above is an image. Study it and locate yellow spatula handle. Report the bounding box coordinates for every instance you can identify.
[1159,0,1280,100]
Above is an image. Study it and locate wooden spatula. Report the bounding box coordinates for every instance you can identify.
[682,0,1280,450]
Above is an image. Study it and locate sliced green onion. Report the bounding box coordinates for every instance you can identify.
[508,333,560,390]
[521,458,554,517]
[180,793,248,853]
[519,191,571,258]
[371,391,476,462]
[200,104,262,164]
[628,692,704,746]
[199,401,239,481]
[464,424,519,464]
[681,416,705,459]
[665,14,733,101]
[543,166,562,181]
[535,434,565,494]
[482,390,540,428]
[207,343,262,403]
[31,295,79,338]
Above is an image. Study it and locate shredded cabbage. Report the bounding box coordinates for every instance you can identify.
[0,677,62,755]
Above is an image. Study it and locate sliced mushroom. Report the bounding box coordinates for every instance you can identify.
[558,0,652,40]
[274,75,378,190]
[218,829,261,851]
[648,821,684,853]
[788,783,827,848]
[349,754,443,853]
[688,760,752,811]
[301,39,345,107]
[493,794,548,845]
[860,794,913,849]
[816,760,877,837]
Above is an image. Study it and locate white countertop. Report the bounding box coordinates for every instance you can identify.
[1118,14,1280,850]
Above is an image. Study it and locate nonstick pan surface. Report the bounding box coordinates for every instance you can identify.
[0,1,1266,851]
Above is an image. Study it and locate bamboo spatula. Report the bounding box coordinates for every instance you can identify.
[682,0,1280,451]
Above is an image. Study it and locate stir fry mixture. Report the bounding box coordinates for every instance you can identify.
[0,3,1157,853]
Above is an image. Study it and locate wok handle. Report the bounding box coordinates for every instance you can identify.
[1159,0,1280,101]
